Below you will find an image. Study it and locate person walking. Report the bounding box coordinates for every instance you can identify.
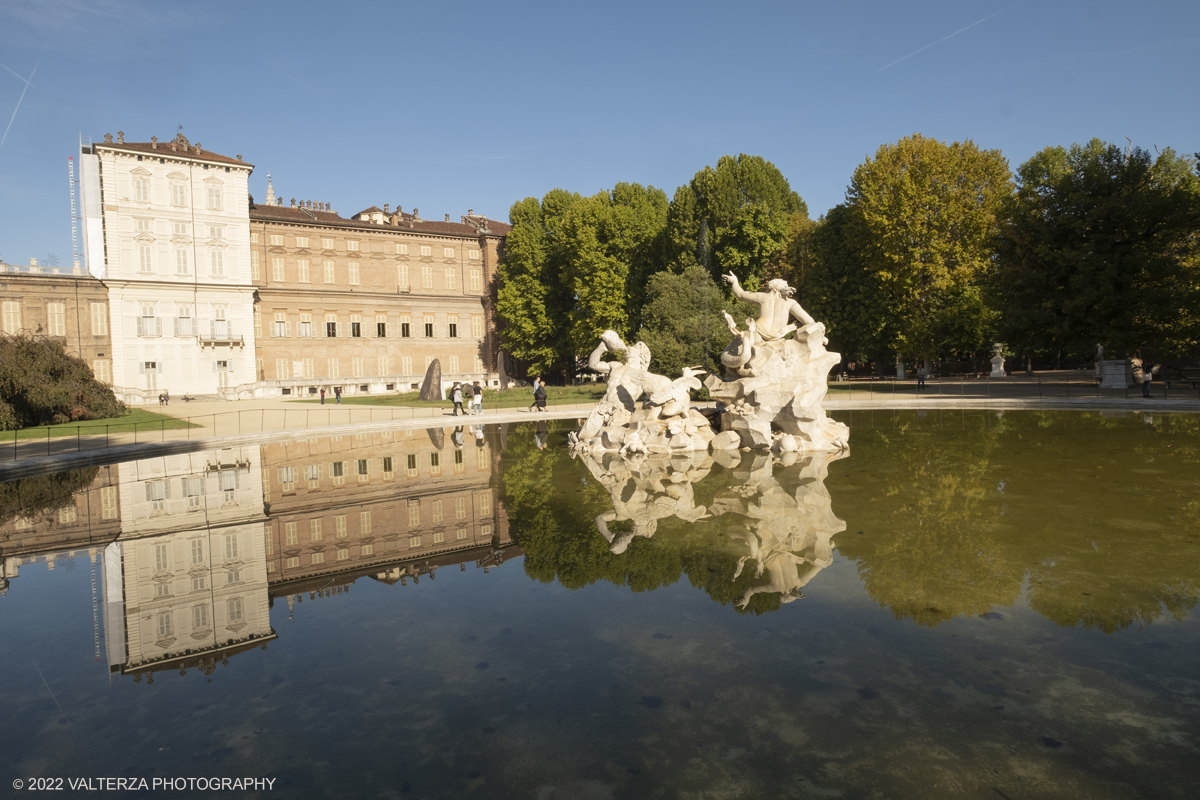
[334,386,341,404]
[320,388,326,405]
[528,376,541,412]
[452,383,465,416]
[1143,363,1154,398]
[472,381,483,415]
[916,366,926,391]
[533,378,547,412]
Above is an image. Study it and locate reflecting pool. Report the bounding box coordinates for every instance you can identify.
[1,411,1197,798]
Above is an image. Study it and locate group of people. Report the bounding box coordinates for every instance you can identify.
[451,381,484,416]
[319,387,342,404]
[157,390,170,406]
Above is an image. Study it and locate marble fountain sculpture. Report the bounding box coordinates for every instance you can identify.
[568,272,848,454]
[576,448,847,608]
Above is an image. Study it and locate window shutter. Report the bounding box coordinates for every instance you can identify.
[174,318,181,336]
[158,361,164,375]
[136,317,144,336]
[138,361,145,374]
[164,480,171,499]
[144,483,151,501]
[154,317,162,336]
[211,361,217,372]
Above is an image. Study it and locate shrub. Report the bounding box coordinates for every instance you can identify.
[0,334,126,429]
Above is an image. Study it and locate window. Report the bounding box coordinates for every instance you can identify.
[406,454,418,478]
[155,583,170,597]
[278,466,296,492]
[295,236,309,248]
[430,452,442,476]
[273,312,289,338]
[337,548,349,561]
[306,463,322,488]
[470,269,481,292]
[421,265,433,289]
[138,305,160,336]
[448,316,458,338]
[209,248,224,276]
[445,268,456,290]
[224,533,239,559]
[322,237,334,250]
[400,315,411,338]
[454,449,464,472]
[335,515,347,537]
[297,259,310,282]
[423,315,434,338]
[352,357,363,378]
[481,493,491,515]
[46,303,65,336]
[90,303,107,335]
[209,225,224,240]
[449,355,459,373]
[170,183,187,207]
[250,231,258,243]
[348,262,360,284]
[311,552,325,564]
[135,218,152,232]
[286,557,299,568]
[275,358,288,379]
[272,257,285,281]
[408,502,420,526]
[270,234,284,246]
[298,313,312,337]
[375,315,387,337]
[134,178,149,202]
[193,605,209,629]
[360,511,372,533]
[157,613,173,637]
[469,249,481,260]
[227,598,243,622]
[474,356,484,373]
[361,544,374,556]
[477,446,489,469]
[323,260,335,283]
[420,245,432,257]
[327,357,339,378]
[456,528,467,540]
[92,360,110,383]
[456,497,466,519]
[205,186,222,210]
[396,243,408,255]
[351,315,362,338]
[1,302,19,334]
[409,536,421,548]
[346,240,359,252]
[303,358,313,378]
[471,316,484,340]
[355,459,369,482]
[401,356,412,375]
[377,356,389,376]
[189,539,205,564]
[432,500,443,522]
[381,457,393,478]
[138,243,153,273]
[443,247,455,259]
[251,250,260,280]
[100,486,117,519]
[398,263,409,288]
[324,313,338,337]
[311,519,323,541]
[285,522,298,545]
[253,310,261,338]
[191,575,206,591]
[153,542,170,571]
[175,248,189,275]
[433,531,445,544]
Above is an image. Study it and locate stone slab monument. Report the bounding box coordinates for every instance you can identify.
[568,272,848,454]
[989,343,1006,378]
[419,359,442,401]
[1099,359,1134,389]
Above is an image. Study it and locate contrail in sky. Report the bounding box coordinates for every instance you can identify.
[878,0,1028,71]
[0,54,41,149]
[0,60,34,86]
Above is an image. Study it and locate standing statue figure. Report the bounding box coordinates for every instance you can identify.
[722,273,817,341]
[571,331,672,445]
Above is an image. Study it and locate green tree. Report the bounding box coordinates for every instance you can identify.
[844,134,1012,362]
[0,334,125,429]
[667,155,807,290]
[991,140,1200,360]
[638,264,737,380]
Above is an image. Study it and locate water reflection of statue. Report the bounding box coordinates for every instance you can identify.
[580,448,847,609]
[577,451,711,554]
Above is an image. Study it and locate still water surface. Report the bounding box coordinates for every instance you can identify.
[0,410,1197,798]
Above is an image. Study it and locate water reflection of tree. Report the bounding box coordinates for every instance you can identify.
[0,467,99,528]
[836,411,1200,632]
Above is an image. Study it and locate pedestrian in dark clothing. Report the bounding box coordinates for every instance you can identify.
[334,386,341,404]
[320,388,326,404]
[529,377,541,412]
[1143,364,1154,398]
[534,379,547,412]
[452,384,465,416]
[472,381,483,415]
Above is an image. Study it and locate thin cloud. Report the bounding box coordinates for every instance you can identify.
[0,60,33,86]
[0,54,39,149]
[878,0,1028,72]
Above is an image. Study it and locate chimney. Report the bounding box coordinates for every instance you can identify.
[445,213,450,222]
[277,197,282,206]
[103,133,112,143]
[151,135,158,150]
[117,130,124,144]
[468,208,473,216]
[413,208,420,222]
[30,257,38,267]
[290,198,296,208]
[236,154,242,161]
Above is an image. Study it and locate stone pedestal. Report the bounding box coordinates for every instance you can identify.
[989,356,1006,378]
[1099,359,1134,389]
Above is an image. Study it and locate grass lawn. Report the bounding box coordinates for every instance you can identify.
[297,385,608,409]
[10,408,200,440]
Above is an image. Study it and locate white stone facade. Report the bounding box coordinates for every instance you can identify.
[81,133,257,402]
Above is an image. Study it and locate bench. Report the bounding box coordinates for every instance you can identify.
[1163,378,1200,389]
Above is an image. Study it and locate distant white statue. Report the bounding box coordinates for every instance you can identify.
[990,343,1006,378]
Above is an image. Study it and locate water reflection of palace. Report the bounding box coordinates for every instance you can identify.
[0,426,516,682]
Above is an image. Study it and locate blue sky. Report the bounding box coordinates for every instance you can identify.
[1,0,1196,266]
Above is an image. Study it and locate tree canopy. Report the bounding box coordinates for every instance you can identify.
[0,334,125,429]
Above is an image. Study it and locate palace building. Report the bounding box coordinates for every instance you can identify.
[64,131,508,404]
